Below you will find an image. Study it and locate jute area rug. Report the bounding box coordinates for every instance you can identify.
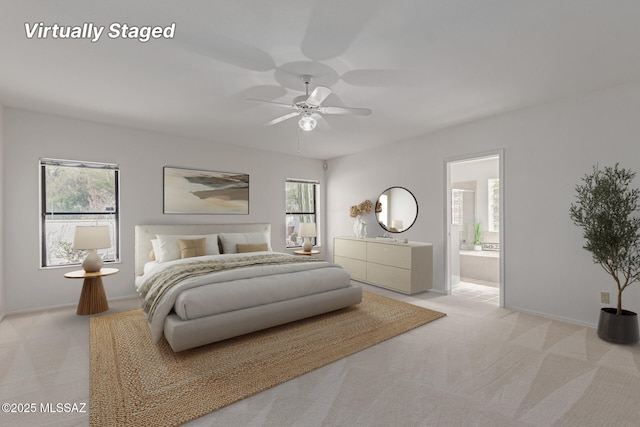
[90,291,445,426]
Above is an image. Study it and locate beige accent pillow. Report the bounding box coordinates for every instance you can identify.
[219,232,272,254]
[155,234,220,263]
[236,243,269,253]
[178,238,207,259]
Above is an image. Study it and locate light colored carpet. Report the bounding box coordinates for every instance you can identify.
[89,291,445,427]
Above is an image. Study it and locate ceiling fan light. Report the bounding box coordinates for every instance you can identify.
[299,115,317,131]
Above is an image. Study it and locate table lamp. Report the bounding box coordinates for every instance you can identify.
[73,225,111,272]
[299,222,316,252]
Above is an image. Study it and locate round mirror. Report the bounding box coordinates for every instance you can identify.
[375,187,418,233]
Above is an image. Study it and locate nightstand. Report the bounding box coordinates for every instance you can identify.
[294,249,320,256]
[64,267,119,315]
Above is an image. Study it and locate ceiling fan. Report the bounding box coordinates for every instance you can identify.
[247,75,372,131]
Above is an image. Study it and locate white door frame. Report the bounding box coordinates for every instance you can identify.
[444,149,505,307]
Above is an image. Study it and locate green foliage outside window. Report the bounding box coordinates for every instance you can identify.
[41,159,119,267]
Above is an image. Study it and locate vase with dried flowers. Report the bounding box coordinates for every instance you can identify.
[350,200,373,239]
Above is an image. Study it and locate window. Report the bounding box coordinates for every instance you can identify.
[451,189,463,226]
[488,178,500,232]
[285,179,319,248]
[40,159,120,268]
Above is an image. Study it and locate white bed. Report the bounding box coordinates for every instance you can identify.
[135,224,362,351]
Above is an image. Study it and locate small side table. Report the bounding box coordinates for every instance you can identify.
[294,249,320,256]
[64,268,119,315]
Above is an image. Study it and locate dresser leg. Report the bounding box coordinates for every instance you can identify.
[77,277,109,315]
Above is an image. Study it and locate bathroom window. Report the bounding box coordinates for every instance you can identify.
[451,189,464,225]
[488,178,500,232]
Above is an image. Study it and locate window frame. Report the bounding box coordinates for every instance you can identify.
[488,178,500,233]
[451,189,463,226]
[285,178,319,249]
[39,158,121,268]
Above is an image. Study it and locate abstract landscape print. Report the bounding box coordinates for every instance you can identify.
[163,167,249,214]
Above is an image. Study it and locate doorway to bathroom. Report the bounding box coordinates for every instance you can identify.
[445,151,504,306]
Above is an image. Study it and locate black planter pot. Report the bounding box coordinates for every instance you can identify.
[597,308,639,344]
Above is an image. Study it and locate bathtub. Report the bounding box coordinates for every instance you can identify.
[459,250,500,284]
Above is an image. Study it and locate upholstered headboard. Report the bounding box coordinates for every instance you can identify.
[134,223,271,277]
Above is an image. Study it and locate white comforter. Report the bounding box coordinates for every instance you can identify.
[136,252,349,343]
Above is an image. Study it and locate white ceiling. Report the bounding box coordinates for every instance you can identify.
[2,1,640,159]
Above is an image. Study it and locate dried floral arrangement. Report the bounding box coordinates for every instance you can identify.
[350,199,373,218]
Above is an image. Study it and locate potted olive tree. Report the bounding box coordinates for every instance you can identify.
[569,163,640,344]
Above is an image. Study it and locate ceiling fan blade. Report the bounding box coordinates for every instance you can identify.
[320,106,372,116]
[266,112,300,126]
[306,86,332,107]
[246,99,297,110]
[315,114,331,130]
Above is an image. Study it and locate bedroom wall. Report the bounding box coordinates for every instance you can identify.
[3,108,325,313]
[326,80,640,328]
[0,104,5,322]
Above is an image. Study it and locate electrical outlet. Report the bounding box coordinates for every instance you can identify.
[600,292,610,304]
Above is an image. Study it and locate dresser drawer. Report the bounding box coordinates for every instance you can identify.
[334,256,367,282]
[333,237,432,295]
[366,243,411,269]
[366,263,411,293]
[334,238,367,261]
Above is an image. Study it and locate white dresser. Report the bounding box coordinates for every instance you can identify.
[333,237,432,294]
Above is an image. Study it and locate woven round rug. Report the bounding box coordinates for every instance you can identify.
[90,291,445,426]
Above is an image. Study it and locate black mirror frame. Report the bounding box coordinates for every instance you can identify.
[375,186,418,233]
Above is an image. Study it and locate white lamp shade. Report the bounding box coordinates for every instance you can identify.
[299,222,317,238]
[73,225,111,250]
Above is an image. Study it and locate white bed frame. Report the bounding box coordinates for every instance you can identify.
[134,223,272,276]
[134,224,362,351]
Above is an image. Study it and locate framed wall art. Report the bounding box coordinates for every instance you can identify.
[163,166,249,214]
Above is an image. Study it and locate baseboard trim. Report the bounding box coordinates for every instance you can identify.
[4,294,139,317]
[508,305,597,329]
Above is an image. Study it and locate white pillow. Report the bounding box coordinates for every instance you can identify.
[219,232,272,254]
[155,234,220,263]
[150,239,161,261]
